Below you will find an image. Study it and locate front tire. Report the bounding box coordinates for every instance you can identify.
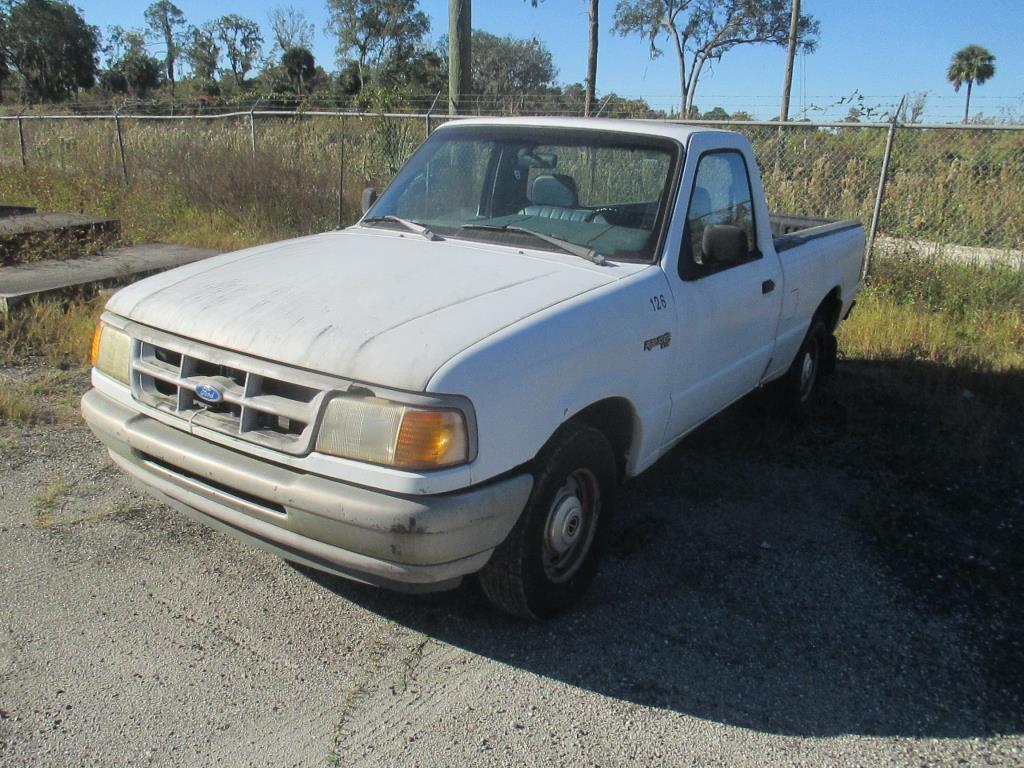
[478,421,616,620]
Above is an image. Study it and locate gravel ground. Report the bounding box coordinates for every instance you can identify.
[1,367,1021,767]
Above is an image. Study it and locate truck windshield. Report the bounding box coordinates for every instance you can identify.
[363,125,681,263]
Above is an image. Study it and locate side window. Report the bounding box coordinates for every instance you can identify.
[681,151,758,278]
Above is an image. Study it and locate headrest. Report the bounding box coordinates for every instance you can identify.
[531,174,578,208]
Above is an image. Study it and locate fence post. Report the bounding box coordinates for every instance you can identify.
[336,115,346,229]
[113,106,128,184]
[249,98,261,159]
[425,91,441,139]
[866,96,905,277]
[17,108,27,169]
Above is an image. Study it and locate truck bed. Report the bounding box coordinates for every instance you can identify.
[770,213,863,253]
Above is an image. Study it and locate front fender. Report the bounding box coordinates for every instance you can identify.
[428,268,675,484]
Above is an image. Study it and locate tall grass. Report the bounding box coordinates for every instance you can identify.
[0,116,1021,254]
[0,115,424,250]
[0,295,106,425]
[0,294,106,367]
[841,251,1023,379]
[838,252,1024,469]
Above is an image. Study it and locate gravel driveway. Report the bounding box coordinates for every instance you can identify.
[1,369,1021,767]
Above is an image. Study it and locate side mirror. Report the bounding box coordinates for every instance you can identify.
[701,224,748,266]
[361,187,378,214]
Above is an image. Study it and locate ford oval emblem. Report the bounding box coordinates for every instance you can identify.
[195,383,223,404]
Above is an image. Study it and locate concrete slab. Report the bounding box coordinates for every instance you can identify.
[0,242,220,314]
[0,212,122,266]
[0,204,36,218]
[0,212,119,238]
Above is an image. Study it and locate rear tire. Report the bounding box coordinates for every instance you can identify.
[478,421,616,620]
[774,319,830,417]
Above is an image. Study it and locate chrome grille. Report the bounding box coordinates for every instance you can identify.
[130,330,339,455]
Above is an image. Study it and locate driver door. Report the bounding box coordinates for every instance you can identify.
[663,142,783,439]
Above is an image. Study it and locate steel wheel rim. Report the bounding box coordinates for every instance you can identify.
[799,335,819,402]
[542,467,600,583]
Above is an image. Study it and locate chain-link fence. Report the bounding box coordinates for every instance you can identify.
[0,109,1021,265]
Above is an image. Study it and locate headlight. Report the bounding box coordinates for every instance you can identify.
[315,394,470,470]
[90,322,131,385]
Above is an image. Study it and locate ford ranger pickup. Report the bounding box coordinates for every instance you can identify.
[82,117,864,618]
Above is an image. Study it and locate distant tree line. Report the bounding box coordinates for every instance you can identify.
[0,0,999,123]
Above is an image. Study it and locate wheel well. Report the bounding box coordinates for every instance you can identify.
[814,287,843,332]
[568,398,635,481]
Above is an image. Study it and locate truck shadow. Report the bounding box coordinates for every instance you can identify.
[298,358,1023,739]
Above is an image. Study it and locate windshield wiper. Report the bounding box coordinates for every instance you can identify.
[363,215,442,241]
[458,224,607,266]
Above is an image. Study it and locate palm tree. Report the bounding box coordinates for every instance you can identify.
[947,44,996,124]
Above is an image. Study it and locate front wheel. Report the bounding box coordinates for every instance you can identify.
[478,421,616,620]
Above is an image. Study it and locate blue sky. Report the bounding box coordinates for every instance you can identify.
[79,0,1023,121]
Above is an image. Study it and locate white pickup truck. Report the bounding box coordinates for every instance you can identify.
[83,117,864,618]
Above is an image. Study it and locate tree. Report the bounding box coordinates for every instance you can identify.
[701,105,729,120]
[5,0,98,102]
[215,14,262,87]
[104,26,162,96]
[326,0,430,94]
[376,46,443,92]
[144,0,185,94]
[268,5,313,56]
[947,44,995,124]
[464,30,555,95]
[98,66,127,94]
[601,91,661,118]
[613,0,818,116]
[281,45,314,93]
[183,22,219,83]
[897,90,927,124]
[336,59,362,94]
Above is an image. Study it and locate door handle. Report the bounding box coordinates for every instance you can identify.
[762,279,776,294]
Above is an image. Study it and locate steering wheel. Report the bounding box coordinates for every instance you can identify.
[586,207,617,224]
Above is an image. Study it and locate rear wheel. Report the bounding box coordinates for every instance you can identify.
[478,421,616,620]
[775,319,830,416]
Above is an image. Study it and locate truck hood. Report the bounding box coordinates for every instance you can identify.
[107,228,641,391]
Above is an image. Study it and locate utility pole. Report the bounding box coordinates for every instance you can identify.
[448,0,472,115]
[584,0,599,117]
[779,0,800,121]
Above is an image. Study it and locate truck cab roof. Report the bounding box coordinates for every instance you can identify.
[436,116,732,146]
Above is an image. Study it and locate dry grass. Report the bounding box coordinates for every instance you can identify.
[840,251,1024,387]
[0,116,1020,258]
[0,295,104,425]
[0,376,53,423]
[0,369,87,425]
[840,290,1023,374]
[0,294,106,368]
[837,252,1024,470]
[32,471,68,521]
[0,116,421,251]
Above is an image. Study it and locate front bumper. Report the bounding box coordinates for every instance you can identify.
[82,389,532,592]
